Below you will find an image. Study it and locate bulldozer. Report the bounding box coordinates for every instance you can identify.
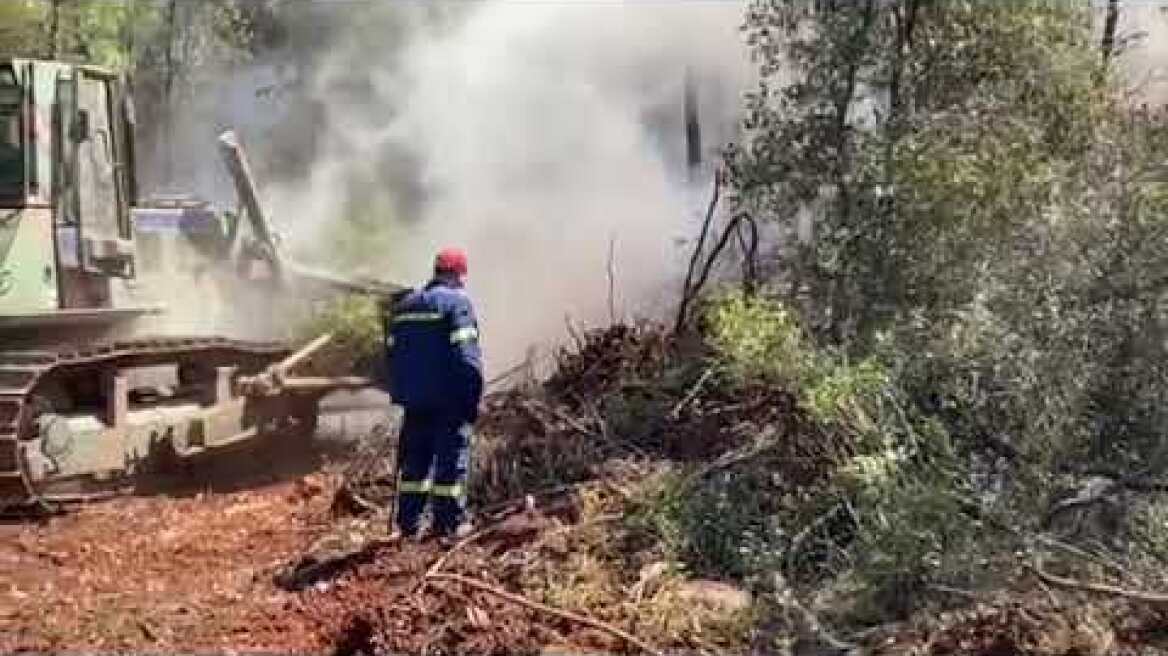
[0,58,403,513]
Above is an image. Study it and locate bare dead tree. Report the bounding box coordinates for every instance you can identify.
[162,0,179,184]
[675,170,723,333]
[1101,0,1120,69]
[606,233,617,324]
[735,213,760,296]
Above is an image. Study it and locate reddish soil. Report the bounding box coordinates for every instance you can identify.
[0,475,619,655]
[1,479,337,652]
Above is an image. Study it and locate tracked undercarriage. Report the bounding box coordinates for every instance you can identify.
[0,336,333,513]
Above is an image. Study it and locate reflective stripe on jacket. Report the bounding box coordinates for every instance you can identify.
[387,277,484,417]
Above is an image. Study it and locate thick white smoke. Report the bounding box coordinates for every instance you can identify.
[1113,3,1168,105]
[265,1,752,375]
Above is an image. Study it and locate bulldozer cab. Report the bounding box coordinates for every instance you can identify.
[0,59,143,321]
[0,58,404,338]
[68,66,134,268]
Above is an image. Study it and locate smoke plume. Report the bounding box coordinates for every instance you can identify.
[1113,3,1168,106]
[254,1,753,376]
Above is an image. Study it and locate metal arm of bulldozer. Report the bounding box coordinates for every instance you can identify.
[237,333,372,396]
[216,129,408,301]
[217,130,283,280]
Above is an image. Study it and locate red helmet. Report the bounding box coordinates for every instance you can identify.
[434,247,468,277]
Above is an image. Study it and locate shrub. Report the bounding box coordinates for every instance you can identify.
[625,468,789,582]
[293,293,385,377]
[804,357,887,425]
[703,292,812,387]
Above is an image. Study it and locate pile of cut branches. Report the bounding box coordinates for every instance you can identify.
[545,322,676,403]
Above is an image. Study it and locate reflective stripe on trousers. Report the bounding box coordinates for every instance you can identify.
[399,479,431,494]
[395,410,472,534]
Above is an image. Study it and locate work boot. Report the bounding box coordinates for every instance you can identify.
[387,524,422,543]
[437,521,474,548]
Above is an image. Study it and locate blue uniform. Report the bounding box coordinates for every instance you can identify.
[387,276,483,536]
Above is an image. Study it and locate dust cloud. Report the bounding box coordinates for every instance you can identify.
[1112,2,1168,106]
[258,1,752,376]
[139,1,1168,376]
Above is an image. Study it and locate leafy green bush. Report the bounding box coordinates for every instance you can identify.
[703,292,813,386]
[715,0,1168,624]
[293,293,384,377]
[804,357,887,425]
[625,469,788,582]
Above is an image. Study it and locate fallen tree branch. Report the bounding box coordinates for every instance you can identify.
[1043,475,1168,529]
[517,399,607,443]
[1028,554,1168,604]
[669,367,713,420]
[333,484,383,516]
[565,315,585,352]
[428,572,664,656]
[1043,476,1119,529]
[547,403,603,439]
[533,512,622,546]
[475,479,613,518]
[582,400,611,443]
[1036,534,1133,580]
[679,426,780,489]
[786,502,848,582]
[415,525,494,594]
[773,573,858,654]
[927,584,980,600]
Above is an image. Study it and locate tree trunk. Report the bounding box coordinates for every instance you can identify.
[684,66,702,179]
[877,0,920,317]
[162,0,178,186]
[1100,0,1119,68]
[70,0,86,60]
[124,0,135,66]
[829,0,878,343]
[48,0,60,58]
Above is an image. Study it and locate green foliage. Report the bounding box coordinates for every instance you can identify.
[704,291,811,386]
[805,357,886,424]
[0,2,49,58]
[1127,498,1168,569]
[63,2,163,68]
[704,290,889,428]
[719,0,1168,623]
[848,472,979,616]
[293,293,383,377]
[626,469,787,582]
[0,1,258,97]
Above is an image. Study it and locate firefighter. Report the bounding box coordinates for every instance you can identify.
[387,247,483,543]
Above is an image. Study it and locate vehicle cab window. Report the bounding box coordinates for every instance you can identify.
[0,67,23,203]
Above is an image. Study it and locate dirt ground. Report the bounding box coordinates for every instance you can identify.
[7,449,1168,655]
[0,421,632,655]
[0,474,632,655]
[6,361,1168,655]
[1,471,338,651]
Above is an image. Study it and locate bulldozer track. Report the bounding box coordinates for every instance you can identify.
[0,336,292,516]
